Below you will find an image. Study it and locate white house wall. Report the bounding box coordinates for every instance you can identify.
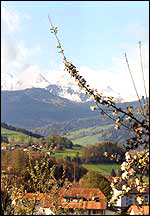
[115,192,149,208]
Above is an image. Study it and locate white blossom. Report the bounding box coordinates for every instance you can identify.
[104,152,108,157]
[121,162,128,171]
[122,185,130,192]
[122,171,128,180]
[112,110,118,116]
[136,196,143,205]
[135,178,140,186]
[113,178,118,183]
[114,124,120,130]
[128,168,135,176]
[90,106,96,111]
[126,116,132,121]
[122,185,127,191]
[125,152,131,161]
[90,95,95,100]
[12,199,16,206]
[137,186,145,193]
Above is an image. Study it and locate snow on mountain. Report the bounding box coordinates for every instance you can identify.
[45,73,123,103]
[46,83,90,103]
[14,66,49,90]
[101,86,123,103]
[1,66,50,91]
[1,72,16,90]
[45,73,90,103]
[2,68,123,103]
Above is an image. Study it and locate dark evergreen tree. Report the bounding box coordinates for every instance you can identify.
[111,168,116,177]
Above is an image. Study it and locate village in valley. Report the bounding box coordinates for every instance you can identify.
[1,1,149,215]
[1,123,149,215]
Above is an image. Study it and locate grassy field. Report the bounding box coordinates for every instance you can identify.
[66,124,113,146]
[70,134,102,146]
[1,127,26,138]
[82,163,120,176]
[53,147,83,159]
[82,164,149,182]
[1,127,22,137]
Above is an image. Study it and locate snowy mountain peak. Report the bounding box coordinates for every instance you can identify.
[15,66,49,90]
[2,68,123,103]
[1,73,16,90]
[2,65,50,91]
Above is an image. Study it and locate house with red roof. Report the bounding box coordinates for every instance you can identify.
[23,187,117,215]
[59,187,117,215]
[127,204,149,215]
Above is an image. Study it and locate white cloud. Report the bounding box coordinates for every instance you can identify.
[46,43,149,102]
[1,4,148,103]
[1,6,20,33]
[12,43,41,70]
[1,5,41,77]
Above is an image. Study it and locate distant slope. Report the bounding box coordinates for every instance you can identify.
[1,88,100,129]
[1,87,147,137]
[1,122,43,139]
[2,127,23,137]
[66,124,134,146]
[1,127,32,143]
[82,164,120,176]
[31,115,113,136]
[66,124,114,140]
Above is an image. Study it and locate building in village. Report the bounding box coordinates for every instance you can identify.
[23,187,117,215]
[127,204,149,215]
[111,180,149,209]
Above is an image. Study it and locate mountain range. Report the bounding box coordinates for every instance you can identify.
[2,70,145,145]
[1,86,143,138]
[1,88,101,130]
[1,70,123,103]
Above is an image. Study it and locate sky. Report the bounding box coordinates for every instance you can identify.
[1,1,149,102]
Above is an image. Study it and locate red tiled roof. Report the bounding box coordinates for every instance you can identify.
[59,187,107,201]
[61,200,107,209]
[24,187,107,210]
[127,205,149,215]
[59,187,107,210]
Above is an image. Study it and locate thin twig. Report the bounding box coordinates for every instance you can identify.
[48,14,66,61]
[139,41,148,105]
[48,16,149,131]
[125,52,144,116]
[95,102,130,130]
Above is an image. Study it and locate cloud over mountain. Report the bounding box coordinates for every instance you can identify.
[1,4,149,103]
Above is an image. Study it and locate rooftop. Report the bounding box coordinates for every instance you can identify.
[127,205,149,215]
[24,187,107,210]
[61,200,107,209]
[59,187,107,201]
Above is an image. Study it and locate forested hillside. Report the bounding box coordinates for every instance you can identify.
[1,88,145,132]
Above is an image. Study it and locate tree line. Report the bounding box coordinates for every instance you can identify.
[1,122,44,139]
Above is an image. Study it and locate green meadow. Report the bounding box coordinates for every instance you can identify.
[53,147,83,159]
[82,163,120,176]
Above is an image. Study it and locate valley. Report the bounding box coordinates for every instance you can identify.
[1,87,143,146]
[1,124,121,178]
